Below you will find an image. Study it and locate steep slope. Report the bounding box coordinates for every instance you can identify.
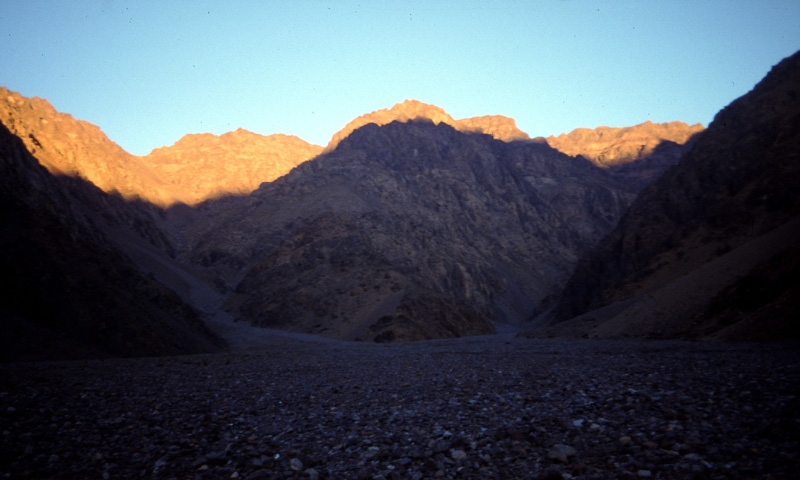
[325,100,530,151]
[183,120,638,342]
[0,122,224,361]
[144,129,323,204]
[546,121,705,167]
[537,50,800,340]
[0,86,173,205]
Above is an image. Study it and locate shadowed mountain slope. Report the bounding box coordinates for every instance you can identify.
[0,122,224,361]
[534,50,800,340]
[181,120,647,341]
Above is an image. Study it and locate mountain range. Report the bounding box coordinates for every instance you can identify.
[1,50,797,360]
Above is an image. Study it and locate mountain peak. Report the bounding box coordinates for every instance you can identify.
[325,100,531,151]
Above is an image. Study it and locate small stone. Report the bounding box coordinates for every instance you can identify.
[290,457,304,471]
[547,444,577,463]
[571,419,584,427]
[153,455,168,470]
[619,436,632,444]
[306,468,319,480]
[451,449,467,460]
[637,470,652,477]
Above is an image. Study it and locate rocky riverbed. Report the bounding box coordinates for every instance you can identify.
[1,335,798,479]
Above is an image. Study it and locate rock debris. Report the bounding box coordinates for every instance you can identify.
[1,336,798,479]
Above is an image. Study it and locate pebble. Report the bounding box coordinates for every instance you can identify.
[547,444,577,463]
[290,457,304,471]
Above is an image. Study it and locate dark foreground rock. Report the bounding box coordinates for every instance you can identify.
[1,335,798,479]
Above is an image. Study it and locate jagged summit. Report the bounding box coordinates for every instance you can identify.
[325,99,530,151]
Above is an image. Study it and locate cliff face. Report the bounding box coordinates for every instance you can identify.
[546,121,705,167]
[539,51,800,340]
[183,120,639,342]
[0,122,224,361]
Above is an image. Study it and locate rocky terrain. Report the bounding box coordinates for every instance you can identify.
[532,50,800,340]
[182,120,652,342]
[0,85,703,356]
[546,121,705,167]
[1,333,798,479]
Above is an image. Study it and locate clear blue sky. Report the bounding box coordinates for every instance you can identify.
[2,1,799,155]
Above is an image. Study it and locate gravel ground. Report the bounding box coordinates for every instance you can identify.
[1,334,799,479]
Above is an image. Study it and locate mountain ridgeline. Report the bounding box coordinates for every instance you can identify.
[4,51,799,359]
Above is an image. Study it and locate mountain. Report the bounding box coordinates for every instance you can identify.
[546,121,705,167]
[0,87,322,207]
[1,86,703,350]
[144,129,323,204]
[0,121,224,361]
[532,51,800,340]
[325,100,530,151]
[180,119,644,342]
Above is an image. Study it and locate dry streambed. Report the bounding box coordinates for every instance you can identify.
[1,336,798,479]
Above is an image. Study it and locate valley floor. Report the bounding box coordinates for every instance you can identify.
[1,334,798,479]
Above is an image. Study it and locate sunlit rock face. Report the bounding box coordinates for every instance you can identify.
[0,87,322,207]
[539,51,800,341]
[187,120,646,342]
[143,129,323,205]
[546,121,705,167]
[0,87,173,205]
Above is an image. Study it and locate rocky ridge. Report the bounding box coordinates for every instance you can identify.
[325,100,531,151]
[0,87,322,207]
[533,50,800,340]
[144,129,323,204]
[546,121,705,167]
